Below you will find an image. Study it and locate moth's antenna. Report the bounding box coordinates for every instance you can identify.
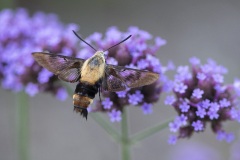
[72,30,97,52]
[104,35,132,52]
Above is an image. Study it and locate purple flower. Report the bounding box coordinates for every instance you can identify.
[167,141,221,159]
[128,91,144,105]
[216,131,235,143]
[166,61,175,70]
[230,132,240,160]
[168,135,177,145]
[176,114,188,126]
[233,79,240,96]
[0,8,77,100]
[106,57,118,65]
[192,88,204,99]
[212,74,224,83]
[169,121,180,133]
[146,54,159,65]
[192,120,204,131]
[230,108,240,122]
[108,109,122,122]
[209,102,220,112]
[161,77,174,92]
[102,98,113,109]
[219,98,231,108]
[208,110,219,120]
[225,133,235,143]
[197,73,206,81]
[174,82,187,94]
[166,57,240,143]
[216,130,226,141]
[116,90,128,98]
[155,37,167,47]
[175,66,192,81]
[164,95,176,105]
[37,69,53,84]
[189,57,200,65]
[179,102,190,112]
[196,107,206,118]
[137,59,149,69]
[141,103,153,114]
[25,83,39,97]
[201,99,211,109]
[56,87,68,101]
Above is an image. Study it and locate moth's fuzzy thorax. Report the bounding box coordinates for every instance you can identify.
[80,51,106,84]
[88,51,105,68]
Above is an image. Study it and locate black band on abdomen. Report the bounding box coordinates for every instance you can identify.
[74,81,100,99]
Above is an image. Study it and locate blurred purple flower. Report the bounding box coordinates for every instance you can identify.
[168,135,177,145]
[55,87,68,101]
[137,59,149,69]
[167,141,222,160]
[0,8,79,99]
[230,131,240,160]
[177,114,188,126]
[197,72,206,81]
[169,121,180,132]
[192,88,204,99]
[128,90,144,105]
[189,57,200,65]
[25,82,39,97]
[164,95,176,105]
[102,98,113,109]
[179,102,190,112]
[174,82,188,94]
[106,57,118,65]
[116,89,129,98]
[108,109,122,122]
[196,107,206,118]
[219,98,230,108]
[37,69,53,84]
[141,103,153,115]
[192,120,204,131]
[166,57,240,143]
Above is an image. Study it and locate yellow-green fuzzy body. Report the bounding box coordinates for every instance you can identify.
[80,51,105,84]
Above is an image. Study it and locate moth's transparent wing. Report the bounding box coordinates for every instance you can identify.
[103,64,159,92]
[32,52,85,83]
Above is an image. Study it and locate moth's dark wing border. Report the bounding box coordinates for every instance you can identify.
[32,52,85,83]
[103,64,159,92]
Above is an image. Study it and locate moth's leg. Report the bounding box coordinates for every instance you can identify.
[98,79,102,102]
[98,87,102,102]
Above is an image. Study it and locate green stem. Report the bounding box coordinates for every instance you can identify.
[90,113,121,143]
[121,108,130,160]
[16,91,29,160]
[130,119,172,145]
[63,82,121,142]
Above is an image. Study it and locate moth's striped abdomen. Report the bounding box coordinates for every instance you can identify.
[73,81,100,119]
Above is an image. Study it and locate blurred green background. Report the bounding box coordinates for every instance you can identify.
[1,0,240,160]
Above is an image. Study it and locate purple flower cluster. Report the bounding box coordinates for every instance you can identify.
[79,26,169,122]
[0,8,79,100]
[1,9,239,145]
[165,57,240,144]
[0,9,169,122]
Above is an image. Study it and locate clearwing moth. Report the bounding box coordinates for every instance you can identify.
[32,31,159,119]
